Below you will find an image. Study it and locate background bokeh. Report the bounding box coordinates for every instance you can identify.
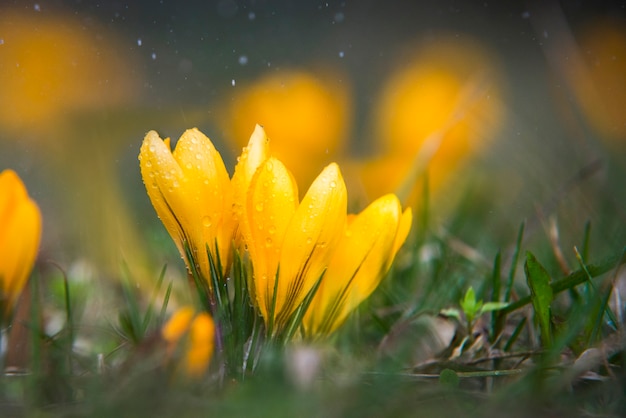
[1,0,624,291]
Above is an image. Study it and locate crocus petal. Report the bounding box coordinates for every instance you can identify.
[0,170,42,318]
[162,307,215,378]
[139,128,234,282]
[173,128,234,272]
[232,124,270,251]
[244,157,298,321]
[140,132,187,254]
[274,163,347,326]
[304,194,411,336]
[162,306,195,345]
[184,312,215,378]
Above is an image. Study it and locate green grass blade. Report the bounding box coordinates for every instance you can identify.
[491,250,503,342]
[505,222,525,302]
[503,316,527,352]
[141,264,168,333]
[524,252,553,348]
[158,280,174,327]
[501,248,626,315]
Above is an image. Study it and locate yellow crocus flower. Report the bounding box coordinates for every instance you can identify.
[162,306,215,378]
[139,128,235,284]
[0,169,42,320]
[303,194,412,337]
[242,158,347,332]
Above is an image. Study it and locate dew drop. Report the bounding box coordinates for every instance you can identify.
[268,225,276,235]
[149,145,156,152]
[255,202,264,212]
[330,180,337,188]
[266,161,274,171]
[202,216,212,227]
[145,161,152,168]
[306,237,313,244]
[265,237,273,247]
[196,153,202,160]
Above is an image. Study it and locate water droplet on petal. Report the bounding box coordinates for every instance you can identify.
[255,202,264,212]
[202,216,212,227]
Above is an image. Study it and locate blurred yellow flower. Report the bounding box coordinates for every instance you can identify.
[162,306,215,378]
[223,70,352,188]
[0,10,138,135]
[0,170,42,320]
[356,35,504,202]
[575,21,626,143]
[303,194,412,337]
[139,129,235,284]
[241,157,347,333]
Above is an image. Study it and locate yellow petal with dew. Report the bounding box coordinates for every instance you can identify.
[0,170,42,319]
[140,132,186,253]
[304,194,411,336]
[139,129,234,283]
[232,124,270,251]
[245,157,298,321]
[172,128,234,274]
[274,163,347,326]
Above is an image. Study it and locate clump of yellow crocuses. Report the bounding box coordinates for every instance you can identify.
[139,125,411,344]
[0,169,42,321]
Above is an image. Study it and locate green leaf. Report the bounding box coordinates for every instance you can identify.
[460,286,482,323]
[524,252,553,348]
[500,248,626,315]
[480,302,509,314]
[439,308,462,322]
